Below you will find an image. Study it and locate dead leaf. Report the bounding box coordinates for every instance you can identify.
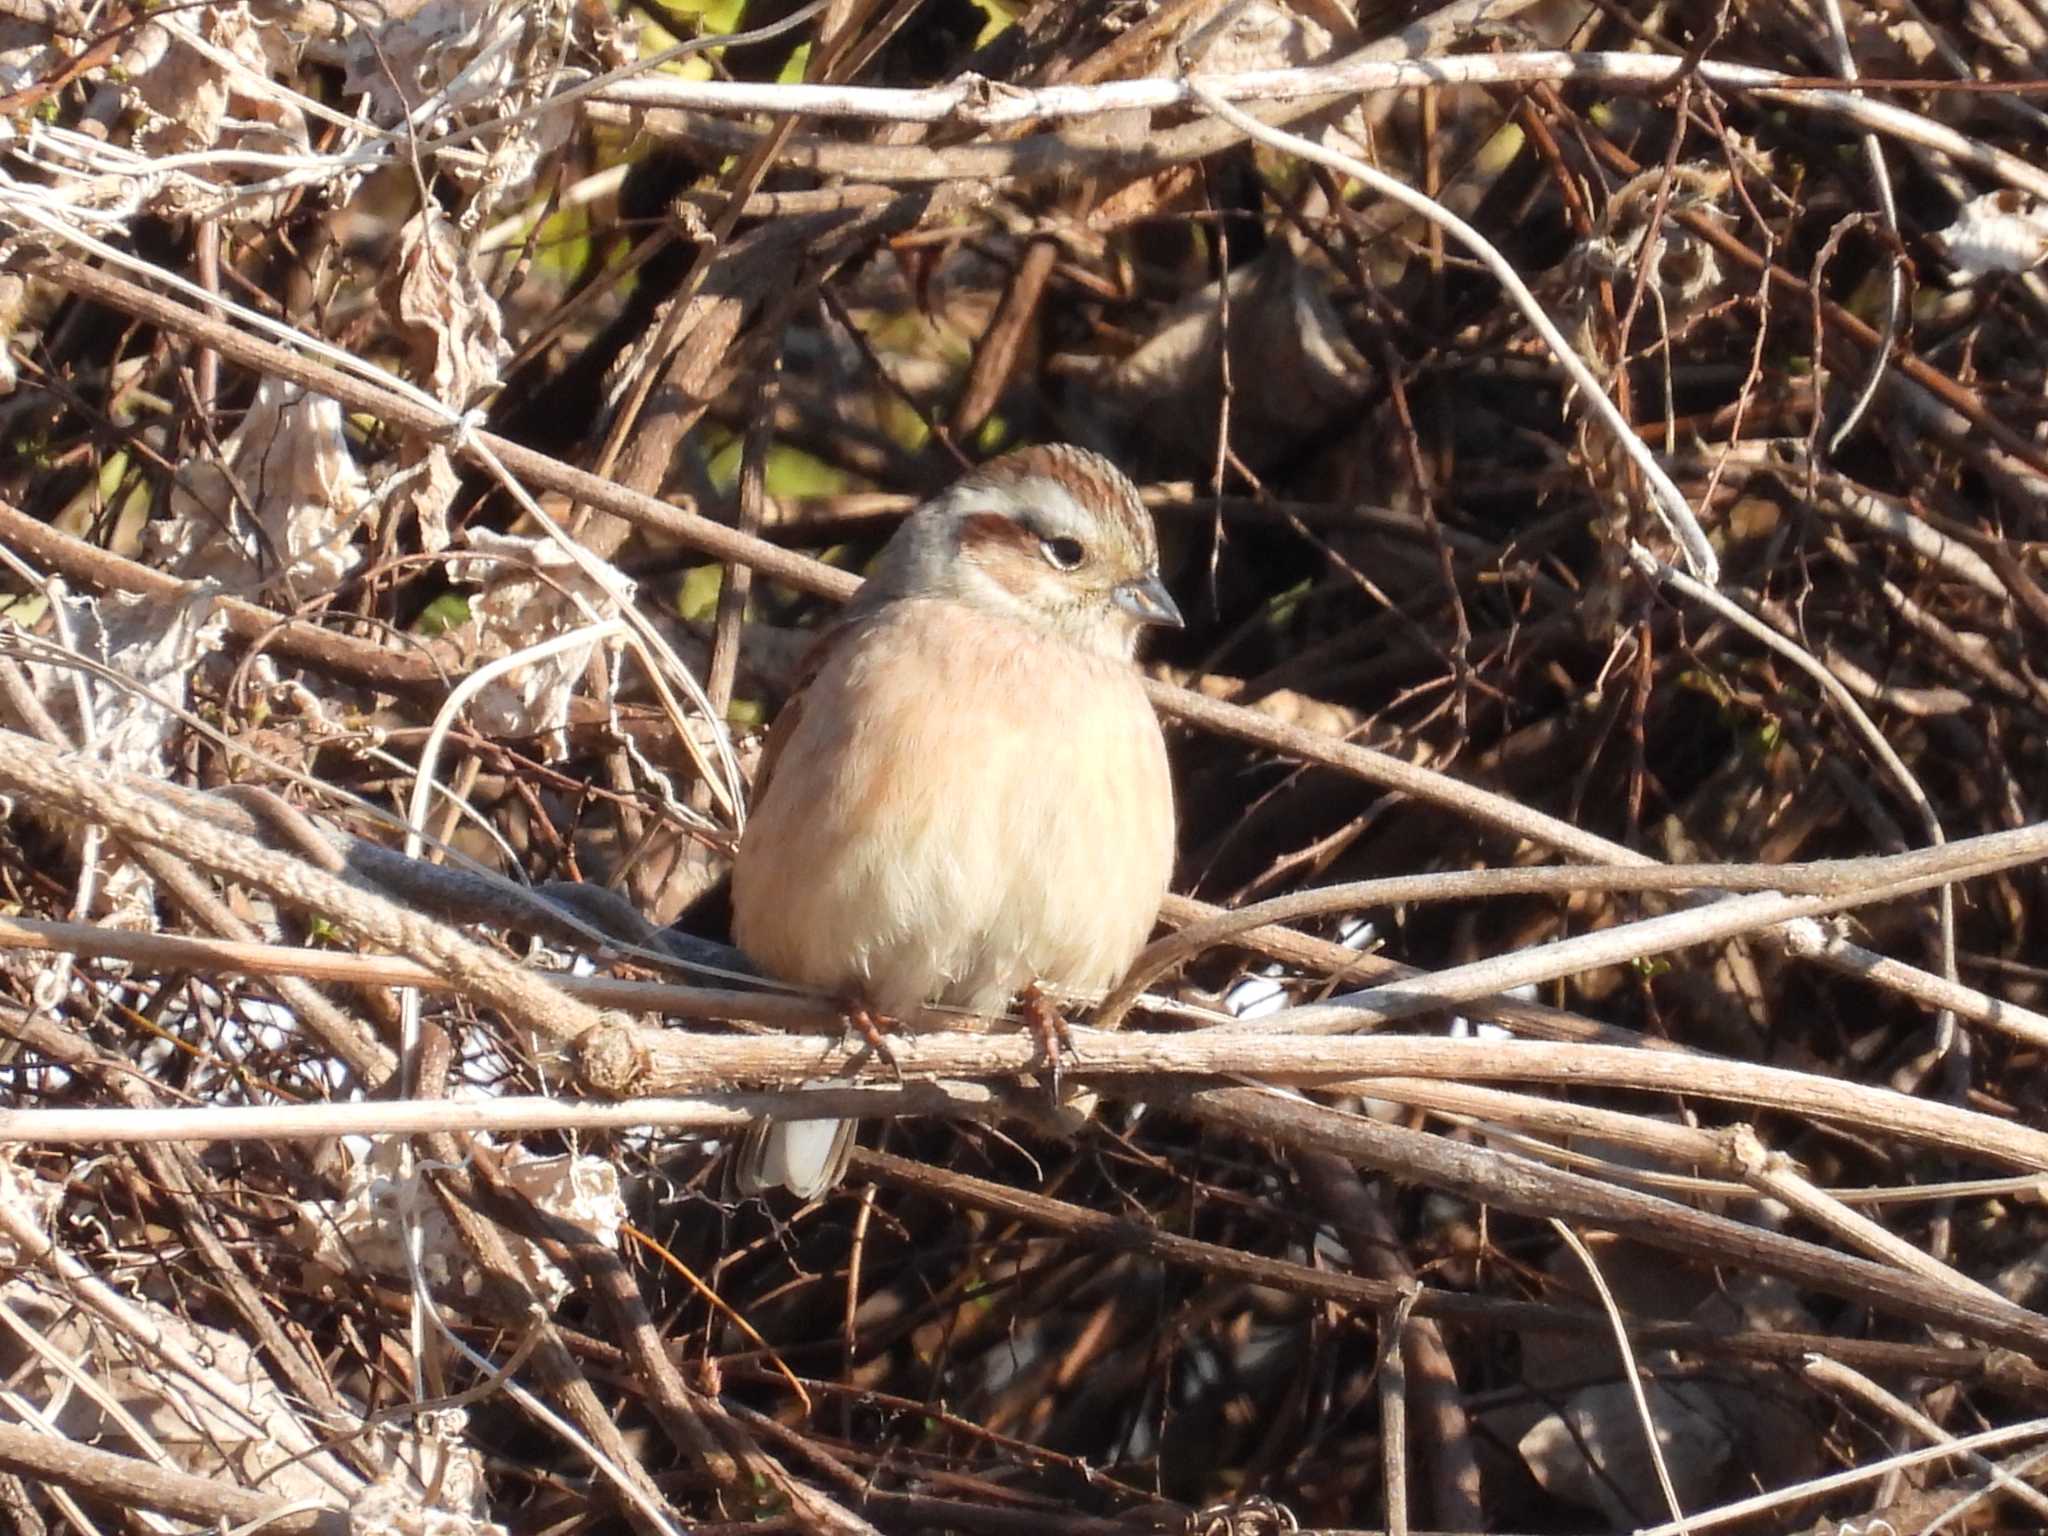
[1519,1378,1738,1526]
[382,206,512,408]
[1182,1,1368,159]
[338,0,516,124]
[153,377,370,597]
[377,207,511,552]
[122,5,309,220]
[443,528,631,744]
[1088,241,1369,471]
[295,1138,623,1312]
[1937,189,2048,280]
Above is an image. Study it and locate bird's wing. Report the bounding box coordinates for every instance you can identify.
[750,617,859,807]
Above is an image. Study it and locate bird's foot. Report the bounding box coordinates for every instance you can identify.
[839,1001,904,1084]
[1018,983,1074,1102]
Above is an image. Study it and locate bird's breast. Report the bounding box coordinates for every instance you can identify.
[732,600,1175,1019]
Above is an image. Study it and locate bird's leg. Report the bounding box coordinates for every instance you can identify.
[1017,983,1074,1101]
[839,1000,904,1084]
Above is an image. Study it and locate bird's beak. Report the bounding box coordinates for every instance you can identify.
[1114,573,1184,629]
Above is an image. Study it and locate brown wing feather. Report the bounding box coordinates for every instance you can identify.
[750,619,858,809]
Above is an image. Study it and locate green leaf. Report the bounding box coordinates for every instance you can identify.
[971,0,1017,48]
[678,563,725,621]
[1265,577,1314,630]
[415,593,472,637]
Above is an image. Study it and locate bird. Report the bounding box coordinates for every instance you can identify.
[729,443,1181,1198]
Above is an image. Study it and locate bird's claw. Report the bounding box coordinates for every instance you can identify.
[840,1002,904,1085]
[1019,984,1075,1103]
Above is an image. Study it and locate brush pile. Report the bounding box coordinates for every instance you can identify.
[3,0,2048,1531]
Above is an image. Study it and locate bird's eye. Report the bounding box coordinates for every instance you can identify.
[1040,536,1086,570]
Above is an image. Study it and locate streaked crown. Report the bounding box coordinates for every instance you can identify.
[857,444,1180,657]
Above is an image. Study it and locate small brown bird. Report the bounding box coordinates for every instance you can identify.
[731,444,1181,1196]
